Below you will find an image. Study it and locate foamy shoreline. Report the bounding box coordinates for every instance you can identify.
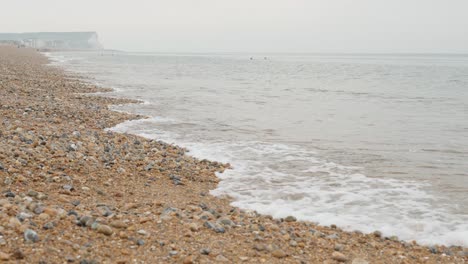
[0,46,466,263]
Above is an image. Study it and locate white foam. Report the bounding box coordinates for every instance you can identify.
[108,118,468,247]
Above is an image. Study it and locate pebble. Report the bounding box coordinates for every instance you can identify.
[63,185,74,191]
[11,249,25,260]
[183,256,194,264]
[137,229,148,235]
[334,243,344,251]
[331,252,347,262]
[5,191,15,198]
[136,239,145,246]
[43,222,55,230]
[217,218,234,226]
[96,224,113,236]
[352,258,370,264]
[0,251,10,261]
[373,230,382,238]
[169,250,178,256]
[200,248,211,255]
[189,223,199,232]
[110,220,128,229]
[204,221,225,233]
[65,255,75,262]
[271,249,287,258]
[24,229,40,243]
[284,216,296,222]
[215,255,229,262]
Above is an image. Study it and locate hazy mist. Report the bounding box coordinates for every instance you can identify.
[2,0,468,53]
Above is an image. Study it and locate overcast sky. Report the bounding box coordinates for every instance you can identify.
[1,0,468,53]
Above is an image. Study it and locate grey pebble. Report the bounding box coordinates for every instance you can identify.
[24,229,39,242]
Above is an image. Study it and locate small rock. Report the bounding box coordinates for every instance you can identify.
[284,216,296,222]
[24,229,39,243]
[137,229,148,235]
[331,252,347,262]
[215,255,229,262]
[352,258,370,264]
[27,190,39,198]
[183,256,194,264]
[68,144,78,151]
[17,212,32,221]
[204,221,225,233]
[253,244,266,251]
[429,246,438,254]
[96,224,113,236]
[43,222,55,230]
[373,231,382,238]
[63,185,74,191]
[136,239,145,246]
[37,193,48,200]
[200,248,211,255]
[271,249,287,258]
[217,218,234,226]
[169,250,178,256]
[110,220,128,229]
[189,223,199,232]
[334,243,344,251]
[0,251,10,261]
[5,191,15,198]
[11,249,25,260]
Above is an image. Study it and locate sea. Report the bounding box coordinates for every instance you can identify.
[45,51,468,247]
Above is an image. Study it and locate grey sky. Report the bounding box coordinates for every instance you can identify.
[1,0,468,53]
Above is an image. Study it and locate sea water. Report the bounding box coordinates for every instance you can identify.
[45,51,468,246]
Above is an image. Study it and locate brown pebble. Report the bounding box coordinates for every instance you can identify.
[110,220,128,229]
[0,251,10,260]
[97,224,113,236]
[271,249,287,258]
[189,223,199,232]
[183,255,194,264]
[332,252,347,262]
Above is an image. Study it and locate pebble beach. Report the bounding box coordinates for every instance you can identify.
[0,46,467,263]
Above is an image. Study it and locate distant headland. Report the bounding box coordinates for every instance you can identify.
[0,31,103,50]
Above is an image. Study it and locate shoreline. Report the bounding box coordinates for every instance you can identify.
[0,46,466,263]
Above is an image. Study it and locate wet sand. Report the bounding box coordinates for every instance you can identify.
[0,46,466,263]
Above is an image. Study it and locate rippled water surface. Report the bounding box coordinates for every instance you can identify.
[46,52,468,246]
